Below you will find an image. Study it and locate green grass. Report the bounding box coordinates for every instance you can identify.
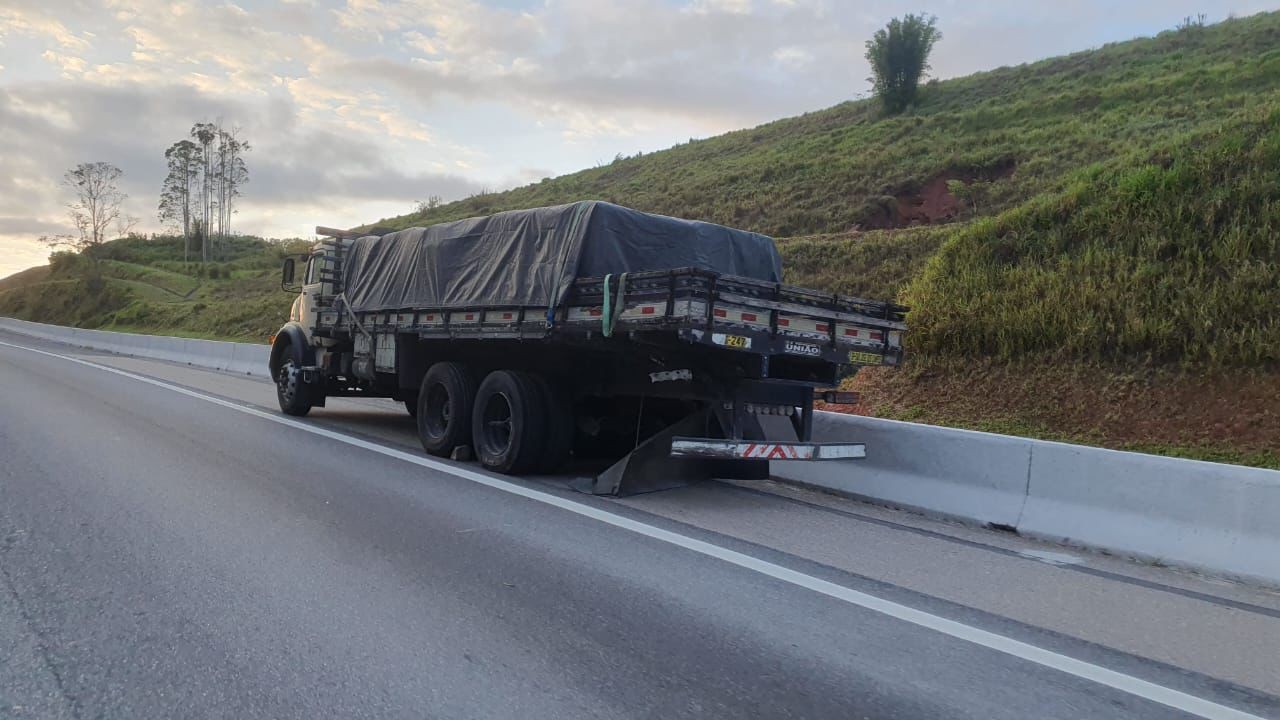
[777,225,954,301]
[99,260,200,296]
[1116,443,1280,470]
[0,237,309,343]
[904,109,1280,367]
[872,402,1280,469]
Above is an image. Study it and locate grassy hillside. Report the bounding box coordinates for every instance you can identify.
[367,12,1280,244]
[3,13,1278,466]
[0,237,308,342]
[908,108,1280,367]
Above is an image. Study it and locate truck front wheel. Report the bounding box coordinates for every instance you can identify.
[417,362,476,457]
[275,356,314,417]
[472,370,546,474]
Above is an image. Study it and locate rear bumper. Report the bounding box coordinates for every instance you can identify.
[670,437,865,461]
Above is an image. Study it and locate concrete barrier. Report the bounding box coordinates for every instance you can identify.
[1018,441,1280,585]
[0,317,270,378]
[229,341,271,376]
[774,409,1280,587]
[775,413,1031,528]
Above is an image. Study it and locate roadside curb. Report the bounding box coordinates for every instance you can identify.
[0,317,271,378]
[775,411,1280,588]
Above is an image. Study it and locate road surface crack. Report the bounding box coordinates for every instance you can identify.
[0,531,84,720]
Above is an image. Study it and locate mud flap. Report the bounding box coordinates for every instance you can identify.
[572,409,769,497]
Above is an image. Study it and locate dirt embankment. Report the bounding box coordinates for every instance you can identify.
[860,161,1018,230]
[823,361,1280,467]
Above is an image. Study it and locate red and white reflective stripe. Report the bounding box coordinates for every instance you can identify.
[711,304,771,328]
[670,438,866,461]
[835,322,892,347]
[620,302,666,319]
[778,314,827,336]
[479,310,518,323]
[742,443,810,459]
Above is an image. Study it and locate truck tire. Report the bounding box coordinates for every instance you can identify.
[530,375,574,473]
[275,355,314,417]
[472,370,547,474]
[417,362,476,457]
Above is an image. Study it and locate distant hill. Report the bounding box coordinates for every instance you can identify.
[0,236,308,342]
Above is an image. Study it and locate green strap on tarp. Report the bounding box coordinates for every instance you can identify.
[602,272,628,338]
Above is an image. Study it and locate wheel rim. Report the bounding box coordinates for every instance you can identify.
[480,391,513,457]
[423,382,453,440]
[277,360,298,404]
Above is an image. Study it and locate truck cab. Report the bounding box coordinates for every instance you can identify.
[282,239,345,343]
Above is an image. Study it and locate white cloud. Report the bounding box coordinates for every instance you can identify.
[771,46,812,69]
[0,7,92,50]
[685,0,755,15]
[40,49,86,76]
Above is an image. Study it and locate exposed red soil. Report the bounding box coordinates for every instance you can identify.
[861,161,1018,230]
[895,175,963,225]
[818,361,1280,464]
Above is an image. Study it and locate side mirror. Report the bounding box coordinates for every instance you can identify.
[281,257,298,292]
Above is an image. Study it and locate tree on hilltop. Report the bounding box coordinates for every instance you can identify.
[168,122,251,263]
[40,162,127,254]
[865,14,942,114]
[160,139,202,262]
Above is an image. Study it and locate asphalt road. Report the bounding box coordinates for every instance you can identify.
[1,332,1278,719]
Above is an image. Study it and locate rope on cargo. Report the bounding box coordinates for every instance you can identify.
[602,272,628,338]
[335,292,373,342]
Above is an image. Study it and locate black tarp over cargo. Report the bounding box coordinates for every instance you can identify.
[340,201,783,313]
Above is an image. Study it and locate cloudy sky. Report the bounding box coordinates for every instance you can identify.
[0,0,1274,277]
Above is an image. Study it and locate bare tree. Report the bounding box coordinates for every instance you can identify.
[415,195,442,214]
[40,162,127,254]
[215,126,250,242]
[114,213,139,239]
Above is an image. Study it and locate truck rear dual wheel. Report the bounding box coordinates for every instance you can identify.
[471,371,548,474]
[417,362,477,457]
[530,375,574,474]
[418,366,574,474]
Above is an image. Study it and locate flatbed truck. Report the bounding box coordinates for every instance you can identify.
[270,202,905,495]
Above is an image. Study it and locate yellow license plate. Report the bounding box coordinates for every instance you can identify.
[847,350,883,365]
[724,334,749,349]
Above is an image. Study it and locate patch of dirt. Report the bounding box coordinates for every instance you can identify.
[896,175,963,226]
[821,361,1280,464]
[860,160,1017,230]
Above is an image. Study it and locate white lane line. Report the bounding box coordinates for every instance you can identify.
[0,337,1268,720]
